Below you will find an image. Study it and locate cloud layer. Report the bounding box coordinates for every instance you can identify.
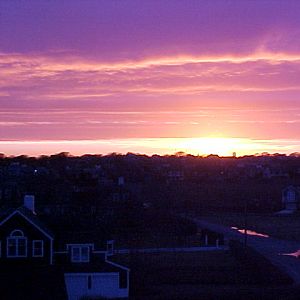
[1,1,300,155]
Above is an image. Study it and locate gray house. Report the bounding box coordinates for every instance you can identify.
[0,195,129,300]
[277,186,300,214]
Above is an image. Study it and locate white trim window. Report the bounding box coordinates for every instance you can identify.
[32,240,44,257]
[7,230,27,257]
[287,190,296,202]
[71,246,90,263]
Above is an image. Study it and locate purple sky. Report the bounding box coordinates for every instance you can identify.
[1,1,300,156]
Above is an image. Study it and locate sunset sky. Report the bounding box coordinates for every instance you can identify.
[1,0,300,156]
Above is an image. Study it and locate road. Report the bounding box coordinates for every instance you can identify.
[193,218,300,284]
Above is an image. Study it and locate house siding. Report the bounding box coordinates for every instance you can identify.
[65,272,129,300]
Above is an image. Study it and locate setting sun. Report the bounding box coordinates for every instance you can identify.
[0,137,295,157]
[176,137,242,156]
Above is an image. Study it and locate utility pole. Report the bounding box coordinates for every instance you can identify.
[244,198,248,248]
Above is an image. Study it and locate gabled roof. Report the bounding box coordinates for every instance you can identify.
[283,186,300,197]
[61,256,126,273]
[0,206,54,240]
[54,229,108,251]
[283,185,300,191]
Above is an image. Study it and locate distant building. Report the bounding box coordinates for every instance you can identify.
[263,167,289,179]
[166,170,184,183]
[283,186,300,210]
[0,195,129,300]
[276,185,300,215]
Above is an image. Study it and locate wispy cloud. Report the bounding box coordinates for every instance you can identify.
[1,51,300,101]
[1,0,300,154]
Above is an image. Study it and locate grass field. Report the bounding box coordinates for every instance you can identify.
[114,233,203,249]
[200,211,300,241]
[114,251,237,269]
[113,251,253,287]
[129,284,300,300]
[112,250,297,299]
[113,251,263,298]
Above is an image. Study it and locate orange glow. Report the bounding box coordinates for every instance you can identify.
[280,250,300,258]
[0,137,299,157]
[231,227,269,238]
[175,137,259,156]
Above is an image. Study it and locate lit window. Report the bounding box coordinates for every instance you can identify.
[32,240,44,257]
[7,230,27,257]
[71,246,90,262]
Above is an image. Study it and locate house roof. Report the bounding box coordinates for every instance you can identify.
[46,215,111,250]
[283,185,300,196]
[0,206,111,250]
[0,206,54,239]
[61,258,126,273]
[54,230,108,250]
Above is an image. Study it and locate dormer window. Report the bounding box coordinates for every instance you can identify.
[7,230,27,257]
[71,245,90,263]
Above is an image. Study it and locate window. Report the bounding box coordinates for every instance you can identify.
[7,230,27,257]
[72,247,80,261]
[287,190,295,202]
[71,246,90,262]
[32,240,44,257]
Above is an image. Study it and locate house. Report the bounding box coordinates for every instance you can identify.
[166,170,184,184]
[262,166,289,179]
[276,185,300,215]
[0,195,129,300]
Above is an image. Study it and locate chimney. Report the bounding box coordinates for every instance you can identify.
[24,195,35,214]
